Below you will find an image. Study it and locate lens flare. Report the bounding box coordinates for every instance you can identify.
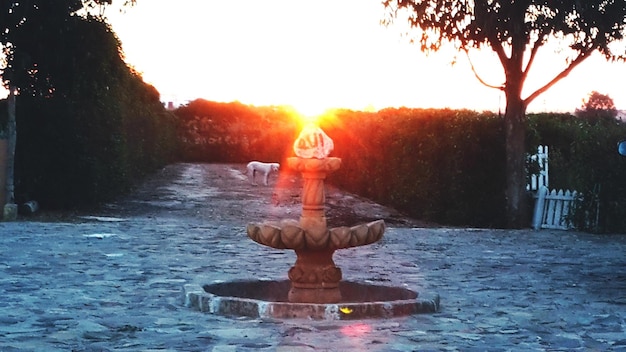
[280,104,337,129]
[340,323,372,337]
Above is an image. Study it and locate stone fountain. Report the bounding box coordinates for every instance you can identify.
[247,124,385,304]
[184,123,439,319]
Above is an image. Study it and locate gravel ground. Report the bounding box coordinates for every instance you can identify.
[1,162,625,351]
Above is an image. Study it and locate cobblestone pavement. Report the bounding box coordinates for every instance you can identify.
[1,163,625,351]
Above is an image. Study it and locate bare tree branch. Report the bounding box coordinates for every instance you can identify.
[521,34,545,83]
[524,49,592,106]
[463,48,505,90]
[488,36,510,72]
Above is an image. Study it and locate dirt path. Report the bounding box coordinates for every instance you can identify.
[89,163,434,228]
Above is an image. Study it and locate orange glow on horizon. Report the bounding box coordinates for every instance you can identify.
[280,104,341,132]
[104,0,626,113]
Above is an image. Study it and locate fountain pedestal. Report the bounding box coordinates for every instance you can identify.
[248,156,385,303]
[287,157,341,303]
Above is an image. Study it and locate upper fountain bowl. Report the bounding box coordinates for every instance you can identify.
[247,219,385,251]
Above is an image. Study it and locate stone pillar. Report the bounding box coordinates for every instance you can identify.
[285,157,342,303]
[299,170,328,238]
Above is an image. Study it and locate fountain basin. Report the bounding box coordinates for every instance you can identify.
[183,280,440,320]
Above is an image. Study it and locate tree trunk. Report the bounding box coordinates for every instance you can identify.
[503,90,528,228]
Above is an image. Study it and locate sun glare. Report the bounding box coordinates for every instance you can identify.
[297,104,329,124]
[282,103,337,128]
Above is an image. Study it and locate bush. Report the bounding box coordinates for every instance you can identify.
[327,108,507,227]
[175,104,509,227]
[174,99,298,163]
[173,102,626,232]
[11,17,177,209]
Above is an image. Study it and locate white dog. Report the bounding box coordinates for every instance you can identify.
[246,161,280,186]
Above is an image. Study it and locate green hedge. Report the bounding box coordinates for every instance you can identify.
[13,81,177,209]
[326,108,508,228]
[7,18,177,209]
[174,99,299,163]
[172,101,626,231]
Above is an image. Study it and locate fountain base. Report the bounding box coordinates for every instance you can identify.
[183,280,440,320]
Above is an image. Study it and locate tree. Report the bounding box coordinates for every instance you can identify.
[383,0,626,228]
[575,91,618,122]
[1,1,136,96]
[0,1,137,215]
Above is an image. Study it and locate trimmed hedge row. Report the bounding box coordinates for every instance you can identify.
[174,101,626,232]
[174,99,299,163]
[14,87,620,231]
[326,108,509,228]
[5,18,178,209]
[12,82,177,209]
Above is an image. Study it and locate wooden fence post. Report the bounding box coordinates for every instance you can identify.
[532,186,548,230]
[527,145,549,191]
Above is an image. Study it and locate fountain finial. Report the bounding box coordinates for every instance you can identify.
[293,123,334,159]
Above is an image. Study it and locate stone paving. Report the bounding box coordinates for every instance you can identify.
[1,163,626,351]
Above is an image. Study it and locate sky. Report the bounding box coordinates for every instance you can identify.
[20,1,626,113]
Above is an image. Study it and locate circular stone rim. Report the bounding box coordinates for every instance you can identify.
[183,280,440,320]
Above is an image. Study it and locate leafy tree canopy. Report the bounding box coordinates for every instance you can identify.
[383,0,626,104]
[0,0,135,94]
[575,91,618,121]
[383,0,626,228]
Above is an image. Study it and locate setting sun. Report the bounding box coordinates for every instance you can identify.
[279,104,330,127]
[295,108,340,130]
[104,0,626,113]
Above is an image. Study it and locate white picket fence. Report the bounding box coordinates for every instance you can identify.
[532,186,578,230]
[527,145,579,230]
